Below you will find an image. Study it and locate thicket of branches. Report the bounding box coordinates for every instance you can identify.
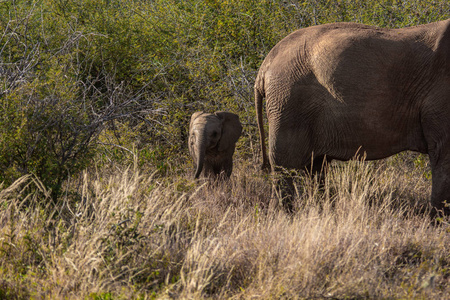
[1,0,449,195]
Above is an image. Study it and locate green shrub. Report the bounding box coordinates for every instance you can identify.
[1,0,449,195]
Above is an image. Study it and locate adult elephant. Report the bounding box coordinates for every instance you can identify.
[255,19,450,215]
[189,111,242,179]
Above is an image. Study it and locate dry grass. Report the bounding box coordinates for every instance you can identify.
[1,154,449,299]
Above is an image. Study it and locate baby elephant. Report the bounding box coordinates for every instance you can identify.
[189,111,242,179]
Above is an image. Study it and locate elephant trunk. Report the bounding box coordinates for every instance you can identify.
[194,133,207,179]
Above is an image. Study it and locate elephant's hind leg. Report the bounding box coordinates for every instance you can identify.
[268,126,316,212]
[270,165,297,213]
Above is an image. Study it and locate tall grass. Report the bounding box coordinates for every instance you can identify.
[1,154,448,299]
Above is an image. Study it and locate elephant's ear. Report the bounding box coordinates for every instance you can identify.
[190,111,204,129]
[215,111,243,152]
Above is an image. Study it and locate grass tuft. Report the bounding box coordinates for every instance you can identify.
[0,155,449,299]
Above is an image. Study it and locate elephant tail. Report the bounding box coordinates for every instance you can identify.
[255,85,269,171]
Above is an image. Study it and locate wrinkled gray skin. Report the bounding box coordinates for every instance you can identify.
[189,111,242,179]
[255,19,450,215]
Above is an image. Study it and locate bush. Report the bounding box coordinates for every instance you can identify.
[1,0,449,195]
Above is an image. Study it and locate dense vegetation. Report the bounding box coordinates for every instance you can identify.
[1,0,449,299]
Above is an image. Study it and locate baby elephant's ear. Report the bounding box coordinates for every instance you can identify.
[215,111,243,152]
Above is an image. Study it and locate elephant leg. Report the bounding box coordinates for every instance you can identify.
[270,165,296,213]
[306,155,331,179]
[222,158,233,178]
[271,157,331,212]
[429,148,450,216]
[211,158,233,179]
[268,125,315,212]
[203,162,216,179]
[422,108,450,217]
[204,159,232,180]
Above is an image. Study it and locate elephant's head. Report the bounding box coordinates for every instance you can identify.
[189,111,242,179]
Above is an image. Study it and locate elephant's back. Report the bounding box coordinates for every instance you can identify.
[261,22,384,64]
[259,20,442,102]
[256,22,385,94]
[259,20,442,74]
